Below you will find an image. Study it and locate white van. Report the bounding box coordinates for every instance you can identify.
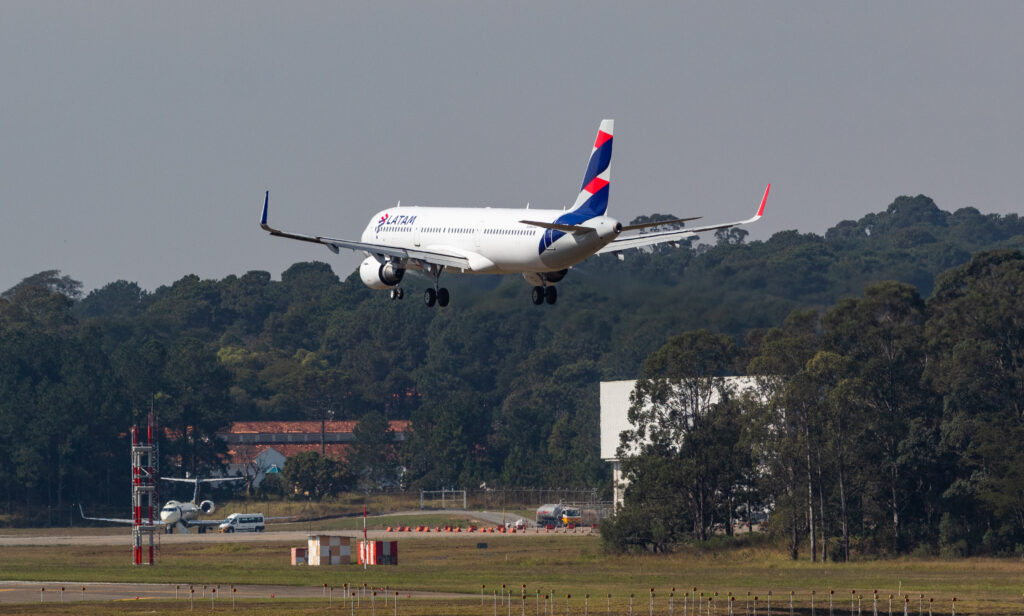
[218,513,265,533]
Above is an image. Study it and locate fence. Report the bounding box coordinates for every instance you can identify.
[420,488,614,521]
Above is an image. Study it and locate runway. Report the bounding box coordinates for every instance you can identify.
[0,580,466,604]
[0,510,594,547]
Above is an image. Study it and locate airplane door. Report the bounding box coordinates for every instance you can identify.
[413,225,421,247]
[474,222,483,249]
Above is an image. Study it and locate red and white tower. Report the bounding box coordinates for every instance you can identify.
[131,412,159,565]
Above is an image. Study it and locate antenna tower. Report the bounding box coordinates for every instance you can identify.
[131,412,159,565]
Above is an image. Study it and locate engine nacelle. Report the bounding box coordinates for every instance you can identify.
[199,500,215,515]
[359,257,405,290]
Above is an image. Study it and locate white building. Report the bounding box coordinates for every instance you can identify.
[600,377,762,509]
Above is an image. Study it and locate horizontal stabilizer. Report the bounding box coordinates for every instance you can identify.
[520,219,595,235]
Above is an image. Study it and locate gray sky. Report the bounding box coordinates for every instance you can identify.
[3,2,1022,293]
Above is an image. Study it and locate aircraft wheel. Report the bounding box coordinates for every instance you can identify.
[397,287,404,300]
[424,288,437,307]
[389,288,398,300]
[545,286,558,305]
[437,287,450,307]
[531,286,544,305]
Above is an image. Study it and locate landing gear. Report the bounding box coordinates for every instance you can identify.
[388,287,405,300]
[423,264,449,308]
[545,285,557,305]
[532,285,558,305]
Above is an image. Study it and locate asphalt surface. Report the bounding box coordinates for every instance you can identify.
[0,510,592,547]
[0,580,466,604]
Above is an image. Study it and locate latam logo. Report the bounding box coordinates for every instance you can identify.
[375,213,417,233]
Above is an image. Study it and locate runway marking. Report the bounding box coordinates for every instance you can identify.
[0,589,15,592]
[116,596,157,601]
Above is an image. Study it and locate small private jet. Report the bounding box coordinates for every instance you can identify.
[80,476,243,533]
[260,120,769,306]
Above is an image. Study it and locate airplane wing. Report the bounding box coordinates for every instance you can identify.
[260,192,471,270]
[597,184,769,255]
[186,518,229,527]
[78,504,132,525]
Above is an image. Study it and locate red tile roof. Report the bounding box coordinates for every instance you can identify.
[223,420,410,435]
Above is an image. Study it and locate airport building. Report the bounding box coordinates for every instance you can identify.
[218,420,409,487]
[600,377,761,509]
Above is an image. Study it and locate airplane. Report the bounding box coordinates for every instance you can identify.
[79,476,244,533]
[260,119,769,307]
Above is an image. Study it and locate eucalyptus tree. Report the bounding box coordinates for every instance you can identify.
[925,250,1024,550]
[824,281,932,549]
[617,330,745,543]
[746,310,822,560]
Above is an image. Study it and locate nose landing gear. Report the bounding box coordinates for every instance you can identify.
[388,287,405,301]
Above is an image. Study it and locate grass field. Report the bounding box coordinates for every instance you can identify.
[1,532,1023,614]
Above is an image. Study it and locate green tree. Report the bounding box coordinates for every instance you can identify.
[925,250,1024,552]
[349,411,399,490]
[282,451,350,498]
[824,281,934,550]
[616,330,746,544]
[160,338,234,476]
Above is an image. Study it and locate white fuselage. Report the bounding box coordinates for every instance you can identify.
[359,206,621,275]
[159,500,199,525]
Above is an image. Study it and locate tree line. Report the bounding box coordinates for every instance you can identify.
[1,193,1023,527]
[604,250,1024,558]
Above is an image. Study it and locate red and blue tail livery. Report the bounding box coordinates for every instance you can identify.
[259,119,769,308]
[538,120,615,254]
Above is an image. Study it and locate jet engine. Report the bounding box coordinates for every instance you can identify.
[199,500,215,514]
[359,257,405,290]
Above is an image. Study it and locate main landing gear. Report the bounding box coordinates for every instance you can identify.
[531,285,557,305]
[424,287,449,308]
[423,264,449,308]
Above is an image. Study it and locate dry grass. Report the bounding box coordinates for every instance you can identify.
[1,535,1022,614]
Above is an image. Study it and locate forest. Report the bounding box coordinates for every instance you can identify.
[605,249,1024,558]
[1,194,1023,555]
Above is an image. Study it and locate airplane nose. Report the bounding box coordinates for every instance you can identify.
[160,508,180,524]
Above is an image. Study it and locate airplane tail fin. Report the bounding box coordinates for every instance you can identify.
[568,119,613,217]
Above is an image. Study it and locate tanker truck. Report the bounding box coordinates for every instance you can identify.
[535,504,582,527]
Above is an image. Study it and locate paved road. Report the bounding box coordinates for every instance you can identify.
[0,580,466,604]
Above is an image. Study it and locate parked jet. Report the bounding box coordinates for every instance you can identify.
[260,120,769,307]
[79,476,243,533]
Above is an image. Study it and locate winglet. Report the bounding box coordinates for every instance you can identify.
[260,191,270,228]
[755,184,770,219]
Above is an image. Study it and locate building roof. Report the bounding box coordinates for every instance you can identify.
[224,420,410,434]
